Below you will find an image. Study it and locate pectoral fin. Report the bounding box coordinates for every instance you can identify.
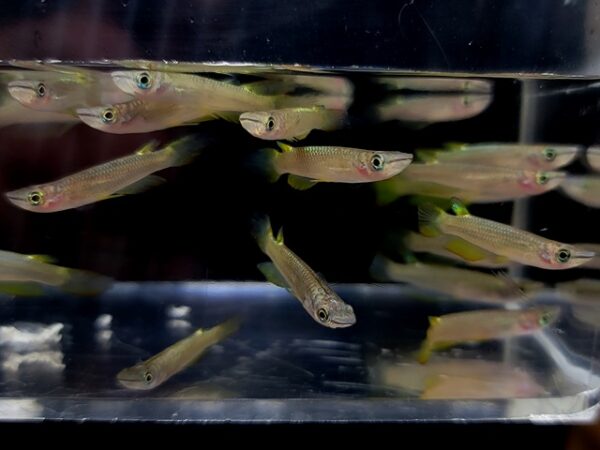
[287,175,319,190]
[257,262,290,290]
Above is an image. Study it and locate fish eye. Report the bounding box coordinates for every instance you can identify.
[370,154,385,171]
[136,72,152,90]
[144,371,153,384]
[539,312,552,327]
[556,248,571,263]
[27,191,44,206]
[317,308,329,323]
[266,117,275,131]
[543,148,557,161]
[36,83,46,97]
[101,108,117,124]
[536,172,549,185]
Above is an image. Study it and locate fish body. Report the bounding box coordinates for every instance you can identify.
[376,77,492,93]
[402,232,509,268]
[258,142,412,189]
[560,175,600,208]
[418,200,594,270]
[252,216,355,328]
[5,136,200,212]
[240,107,346,141]
[556,278,600,305]
[403,163,564,198]
[417,307,559,363]
[418,143,580,170]
[117,318,240,390]
[375,93,491,123]
[370,255,526,304]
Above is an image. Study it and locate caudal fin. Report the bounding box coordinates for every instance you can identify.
[247,148,281,183]
[166,135,205,167]
[418,203,445,237]
[251,215,275,253]
[60,269,113,296]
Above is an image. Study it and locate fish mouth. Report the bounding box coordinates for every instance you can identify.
[75,108,99,118]
[7,82,37,92]
[239,117,263,124]
[574,250,596,260]
[389,155,413,163]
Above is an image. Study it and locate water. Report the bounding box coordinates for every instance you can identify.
[0,65,598,423]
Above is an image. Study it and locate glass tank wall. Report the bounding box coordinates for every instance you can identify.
[0,0,598,423]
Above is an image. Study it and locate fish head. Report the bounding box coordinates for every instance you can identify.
[355,150,413,181]
[111,70,167,97]
[528,145,582,170]
[7,79,78,112]
[5,183,64,213]
[517,306,560,332]
[76,101,137,133]
[537,242,595,269]
[533,170,566,191]
[117,363,160,390]
[312,293,356,328]
[239,111,288,140]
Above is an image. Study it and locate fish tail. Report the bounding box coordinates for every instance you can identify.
[251,214,275,253]
[369,254,393,281]
[203,317,241,345]
[165,135,205,167]
[373,177,414,205]
[247,148,281,183]
[59,268,113,296]
[418,203,445,237]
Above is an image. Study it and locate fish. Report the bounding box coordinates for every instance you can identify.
[255,142,413,190]
[375,356,546,399]
[418,199,595,270]
[560,175,600,208]
[263,74,354,96]
[401,231,510,268]
[587,145,600,172]
[76,98,212,134]
[5,135,202,212]
[0,250,112,296]
[7,66,131,114]
[239,106,346,141]
[401,163,565,199]
[251,215,356,328]
[556,278,600,306]
[376,77,492,94]
[370,254,536,304]
[374,93,492,123]
[117,318,240,390]
[417,307,559,363]
[110,70,277,112]
[416,143,581,170]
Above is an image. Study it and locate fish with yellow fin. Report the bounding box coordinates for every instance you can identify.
[418,199,595,270]
[417,307,559,363]
[254,142,412,190]
[5,136,202,212]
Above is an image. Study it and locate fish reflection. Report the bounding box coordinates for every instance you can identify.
[418,307,559,363]
[0,322,63,352]
[370,254,538,304]
[374,93,491,124]
[375,356,546,399]
[376,77,492,93]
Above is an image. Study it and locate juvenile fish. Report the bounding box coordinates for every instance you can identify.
[252,215,355,328]
[240,107,346,141]
[417,143,581,170]
[117,318,240,390]
[376,77,492,94]
[374,93,491,123]
[370,254,534,304]
[418,199,594,270]
[417,307,559,363]
[256,142,412,190]
[560,175,600,208]
[5,136,201,212]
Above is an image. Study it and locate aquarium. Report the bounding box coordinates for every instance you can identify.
[0,0,598,424]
